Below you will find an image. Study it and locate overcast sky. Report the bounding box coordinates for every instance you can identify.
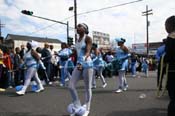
[0,0,175,46]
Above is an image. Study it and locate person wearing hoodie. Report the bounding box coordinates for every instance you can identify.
[164,15,175,116]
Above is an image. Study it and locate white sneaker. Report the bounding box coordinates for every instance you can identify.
[65,78,69,82]
[82,104,87,109]
[35,86,44,93]
[82,110,89,116]
[0,88,5,92]
[8,86,13,88]
[59,83,64,87]
[123,87,127,91]
[123,85,128,91]
[16,90,25,95]
[115,89,123,93]
[102,83,107,88]
[48,82,53,85]
[70,113,75,116]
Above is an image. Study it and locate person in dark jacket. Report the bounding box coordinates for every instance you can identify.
[14,47,22,86]
[41,43,52,84]
[164,15,175,116]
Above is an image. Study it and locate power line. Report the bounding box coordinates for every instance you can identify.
[29,22,74,35]
[30,0,143,35]
[63,0,143,21]
[29,23,58,35]
[19,0,143,36]
[4,0,143,37]
[77,0,143,16]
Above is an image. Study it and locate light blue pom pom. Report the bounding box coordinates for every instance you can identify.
[15,85,23,91]
[31,85,38,92]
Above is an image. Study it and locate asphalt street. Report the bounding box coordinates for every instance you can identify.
[0,71,168,116]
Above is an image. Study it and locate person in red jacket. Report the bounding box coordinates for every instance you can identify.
[3,48,13,88]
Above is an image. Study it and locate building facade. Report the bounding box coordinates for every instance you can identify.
[5,34,62,51]
[92,31,110,52]
[132,42,162,56]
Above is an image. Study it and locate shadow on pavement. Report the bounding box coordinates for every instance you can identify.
[0,112,48,116]
[106,108,167,116]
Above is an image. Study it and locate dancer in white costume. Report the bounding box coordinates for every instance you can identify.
[16,41,44,95]
[91,43,107,89]
[68,23,93,116]
[113,38,130,93]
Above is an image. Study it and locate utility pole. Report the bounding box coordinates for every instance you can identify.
[74,0,77,42]
[0,20,5,37]
[142,5,153,57]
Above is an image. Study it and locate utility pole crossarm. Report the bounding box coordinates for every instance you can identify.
[142,5,153,57]
[142,9,153,14]
[142,12,153,16]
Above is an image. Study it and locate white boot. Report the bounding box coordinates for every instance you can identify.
[82,110,89,116]
[82,102,90,116]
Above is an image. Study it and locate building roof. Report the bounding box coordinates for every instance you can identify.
[5,34,62,43]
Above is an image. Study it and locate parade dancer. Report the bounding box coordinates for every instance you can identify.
[68,23,93,116]
[16,41,44,95]
[142,58,149,77]
[64,56,74,82]
[57,42,73,87]
[91,43,107,89]
[113,38,130,93]
[130,52,138,77]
